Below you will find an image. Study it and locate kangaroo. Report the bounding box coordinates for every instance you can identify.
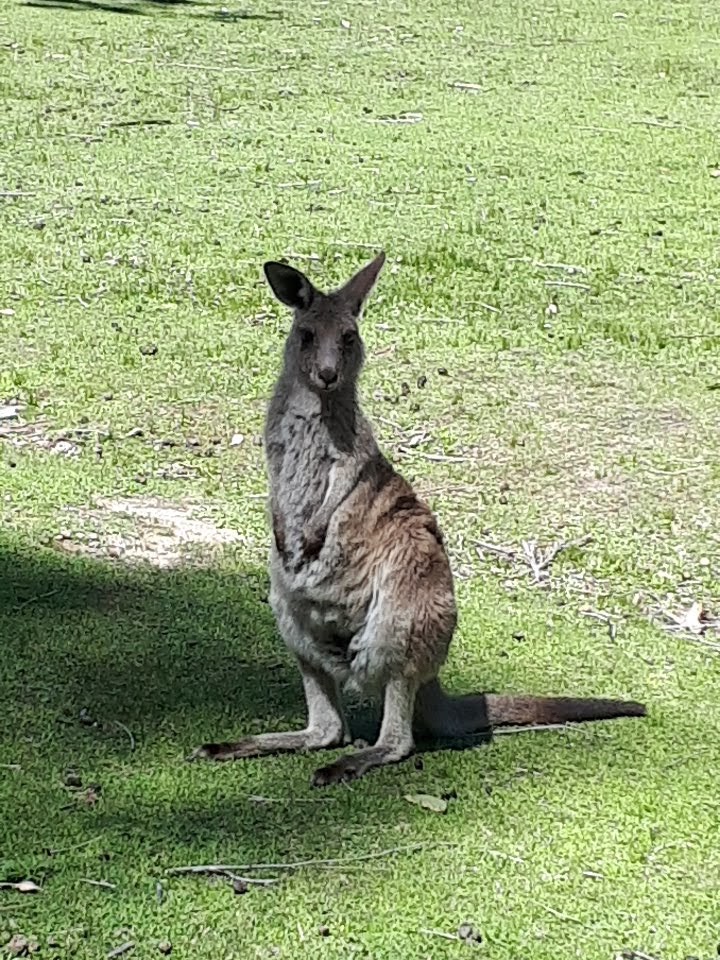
[191,252,646,786]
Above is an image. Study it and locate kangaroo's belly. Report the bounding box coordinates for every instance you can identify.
[268,531,378,680]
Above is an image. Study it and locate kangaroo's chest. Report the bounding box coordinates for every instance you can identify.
[273,411,334,515]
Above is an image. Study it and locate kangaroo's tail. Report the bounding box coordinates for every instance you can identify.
[415,678,646,739]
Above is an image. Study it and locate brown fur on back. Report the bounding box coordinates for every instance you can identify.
[191,253,646,786]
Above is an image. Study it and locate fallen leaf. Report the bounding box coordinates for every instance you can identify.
[404,793,448,813]
[679,601,709,634]
[6,934,30,957]
[230,433,244,447]
[0,880,41,894]
[107,942,135,960]
[457,922,483,944]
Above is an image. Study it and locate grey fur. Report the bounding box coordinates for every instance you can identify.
[190,252,646,785]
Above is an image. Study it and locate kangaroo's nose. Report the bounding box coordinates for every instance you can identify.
[318,367,338,387]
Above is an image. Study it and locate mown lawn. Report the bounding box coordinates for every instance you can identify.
[1,0,719,957]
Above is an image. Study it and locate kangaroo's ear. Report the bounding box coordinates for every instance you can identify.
[337,251,386,317]
[263,261,316,310]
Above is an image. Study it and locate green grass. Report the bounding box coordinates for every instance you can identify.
[2,0,720,956]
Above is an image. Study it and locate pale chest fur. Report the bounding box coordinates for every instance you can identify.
[265,393,380,676]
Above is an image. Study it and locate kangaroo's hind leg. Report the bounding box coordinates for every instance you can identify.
[190,655,349,761]
[311,676,417,786]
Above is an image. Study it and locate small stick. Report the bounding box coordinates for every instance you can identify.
[493,723,578,735]
[622,951,660,960]
[541,904,585,925]
[247,794,332,804]
[277,180,322,190]
[107,943,134,960]
[642,464,706,475]
[581,610,612,624]
[295,237,384,251]
[522,539,544,582]
[667,333,720,340]
[397,449,470,463]
[476,540,517,561]
[284,251,321,262]
[47,836,101,856]
[376,416,405,433]
[487,849,525,864]
[476,301,500,313]
[674,634,720,653]
[544,279,591,291]
[631,118,681,129]
[578,124,622,134]
[172,867,277,886]
[538,535,592,572]
[420,927,460,940]
[534,261,586,274]
[157,60,265,74]
[16,589,59,610]
[79,878,116,890]
[113,721,136,752]
[0,763,21,771]
[167,841,453,875]
[582,611,619,642]
[449,81,483,92]
[420,928,460,941]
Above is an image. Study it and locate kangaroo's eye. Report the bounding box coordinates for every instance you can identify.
[299,328,314,348]
[342,330,357,346]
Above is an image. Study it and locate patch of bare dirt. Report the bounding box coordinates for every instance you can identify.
[53,497,247,569]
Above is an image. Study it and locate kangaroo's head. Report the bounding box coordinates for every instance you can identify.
[263,252,385,395]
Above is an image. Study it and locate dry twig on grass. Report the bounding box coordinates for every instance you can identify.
[167,866,278,887]
[167,841,453,877]
[476,534,592,585]
[420,928,460,942]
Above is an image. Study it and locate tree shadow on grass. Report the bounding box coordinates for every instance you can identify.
[0,538,302,751]
[22,0,283,16]
[0,532,663,893]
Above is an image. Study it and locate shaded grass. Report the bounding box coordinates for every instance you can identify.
[1,0,720,957]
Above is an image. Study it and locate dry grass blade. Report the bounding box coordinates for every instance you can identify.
[79,878,116,890]
[420,928,460,941]
[113,721,136,751]
[541,904,585,925]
